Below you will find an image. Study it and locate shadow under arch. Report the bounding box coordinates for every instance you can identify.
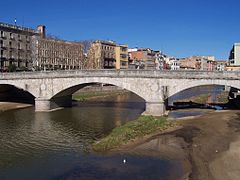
[49,82,146,110]
[167,84,229,109]
[0,84,35,104]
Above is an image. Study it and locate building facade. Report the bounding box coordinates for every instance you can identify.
[36,38,85,70]
[115,44,128,69]
[215,60,227,71]
[179,56,215,71]
[0,22,40,71]
[169,58,180,70]
[128,48,159,70]
[87,40,116,69]
[229,43,240,66]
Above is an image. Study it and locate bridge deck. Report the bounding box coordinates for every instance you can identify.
[0,70,240,80]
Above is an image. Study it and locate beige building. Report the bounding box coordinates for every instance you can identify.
[0,22,40,71]
[226,66,240,71]
[115,44,128,69]
[36,38,85,70]
[87,40,117,69]
[34,25,85,71]
[179,56,215,71]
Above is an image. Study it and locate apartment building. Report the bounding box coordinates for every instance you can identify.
[0,21,86,71]
[229,43,240,66]
[87,40,116,69]
[179,56,215,71]
[115,44,128,69]
[128,48,158,69]
[36,38,85,70]
[215,60,227,71]
[0,22,40,71]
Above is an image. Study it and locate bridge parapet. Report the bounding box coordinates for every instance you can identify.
[0,70,240,80]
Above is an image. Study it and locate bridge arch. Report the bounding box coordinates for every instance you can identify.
[168,79,240,98]
[0,84,35,104]
[50,78,148,101]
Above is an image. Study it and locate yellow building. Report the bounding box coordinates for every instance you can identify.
[115,44,128,69]
[87,40,116,69]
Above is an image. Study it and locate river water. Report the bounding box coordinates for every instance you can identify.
[0,93,184,180]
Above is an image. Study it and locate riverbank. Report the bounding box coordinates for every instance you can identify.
[93,109,240,180]
[137,110,240,180]
[176,91,229,104]
[73,90,127,102]
[176,110,240,180]
[0,102,32,112]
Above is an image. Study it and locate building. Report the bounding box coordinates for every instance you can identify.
[155,52,167,70]
[0,22,40,71]
[0,21,85,71]
[128,48,158,70]
[179,56,215,71]
[87,40,116,69]
[115,44,128,69]
[36,38,85,70]
[34,25,86,71]
[226,65,240,71]
[215,60,227,71]
[229,43,240,66]
[169,58,180,70]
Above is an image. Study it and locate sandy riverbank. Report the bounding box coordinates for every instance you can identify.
[176,110,240,180]
[112,110,240,180]
[0,102,32,112]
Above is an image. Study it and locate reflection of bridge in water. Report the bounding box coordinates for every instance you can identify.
[0,70,240,116]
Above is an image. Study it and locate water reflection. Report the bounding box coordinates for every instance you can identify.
[0,92,184,180]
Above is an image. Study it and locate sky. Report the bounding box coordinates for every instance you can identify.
[1,0,240,59]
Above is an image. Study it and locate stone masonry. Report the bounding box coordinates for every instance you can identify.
[1,70,240,116]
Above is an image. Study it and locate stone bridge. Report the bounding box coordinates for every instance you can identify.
[1,70,240,116]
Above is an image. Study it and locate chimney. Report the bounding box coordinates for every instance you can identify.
[37,25,46,38]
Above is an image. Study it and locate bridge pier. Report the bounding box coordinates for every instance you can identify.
[35,96,72,112]
[35,98,52,111]
[143,102,166,116]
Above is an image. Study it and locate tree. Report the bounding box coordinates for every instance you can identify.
[77,40,94,54]
[8,64,17,72]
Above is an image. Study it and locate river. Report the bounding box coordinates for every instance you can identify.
[0,92,184,180]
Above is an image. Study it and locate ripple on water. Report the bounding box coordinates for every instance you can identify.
[0,93,185,179]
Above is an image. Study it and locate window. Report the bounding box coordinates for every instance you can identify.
[0,31,4,38]
[121,47,127,52]
[10,33,14,39]
[120,54,127,59]
[121,61,127,66]
[26,36,30,42]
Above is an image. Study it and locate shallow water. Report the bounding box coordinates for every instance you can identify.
[0,93,184,180]
[169,110,208,118]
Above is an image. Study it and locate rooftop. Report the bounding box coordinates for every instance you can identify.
[0,22,38,34]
